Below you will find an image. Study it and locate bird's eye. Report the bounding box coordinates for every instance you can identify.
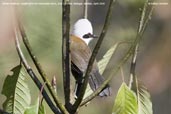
[83,33,91,39]
[83,34,90,38]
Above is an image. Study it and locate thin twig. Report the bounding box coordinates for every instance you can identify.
[128,0,149,88]
[83,0,88,19]
[120,67,125,82]
[14,28,61,114]
[81,0,154,106]
[62,0,71,110]
[129,0,154,89]
[18,21,68,114]
[72,0,116,111]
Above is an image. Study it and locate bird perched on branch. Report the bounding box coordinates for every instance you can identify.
[70,19,111,98]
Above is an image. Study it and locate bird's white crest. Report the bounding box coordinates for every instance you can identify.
[71,19,93,44]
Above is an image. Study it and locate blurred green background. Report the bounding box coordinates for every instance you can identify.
[0,0,171,114]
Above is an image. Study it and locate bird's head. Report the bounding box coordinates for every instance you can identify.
[71,19,97,44]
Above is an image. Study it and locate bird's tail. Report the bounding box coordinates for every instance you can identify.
[74,71,111,98]
[89,71,111,97]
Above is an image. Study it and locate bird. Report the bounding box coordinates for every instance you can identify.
[70,19,111,98]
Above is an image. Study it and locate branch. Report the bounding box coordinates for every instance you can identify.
[62,0,71,109]
[72,0,116,111]
[14,28,61,114]
[18,21,68,114]
[83,0,88,19]
[81,0,154,106]
[129,0,154,88]
[129,0,149,88]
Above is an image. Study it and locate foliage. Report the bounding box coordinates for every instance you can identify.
[112,83,138,114]
[24,98,39,114]
[137,82,153,114]
[1,65,31,114]
[112,81,153,114]
[38,101,46,114]
[132,80,153,114]
[98,43,120,75]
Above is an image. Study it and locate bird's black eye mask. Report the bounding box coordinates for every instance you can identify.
[83,33,98,39]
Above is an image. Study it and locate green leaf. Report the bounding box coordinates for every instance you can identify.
[24,98,39,114]
[38,101,46,114]
[98,43,119,74]
[1,65,31,114]
[83,84,93,100]
[130,75,153,114]
[83,43,119,100]
[112,83,138,114]
[137,82,153,114]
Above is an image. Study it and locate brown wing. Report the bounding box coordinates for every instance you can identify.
[70,35,98,73]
